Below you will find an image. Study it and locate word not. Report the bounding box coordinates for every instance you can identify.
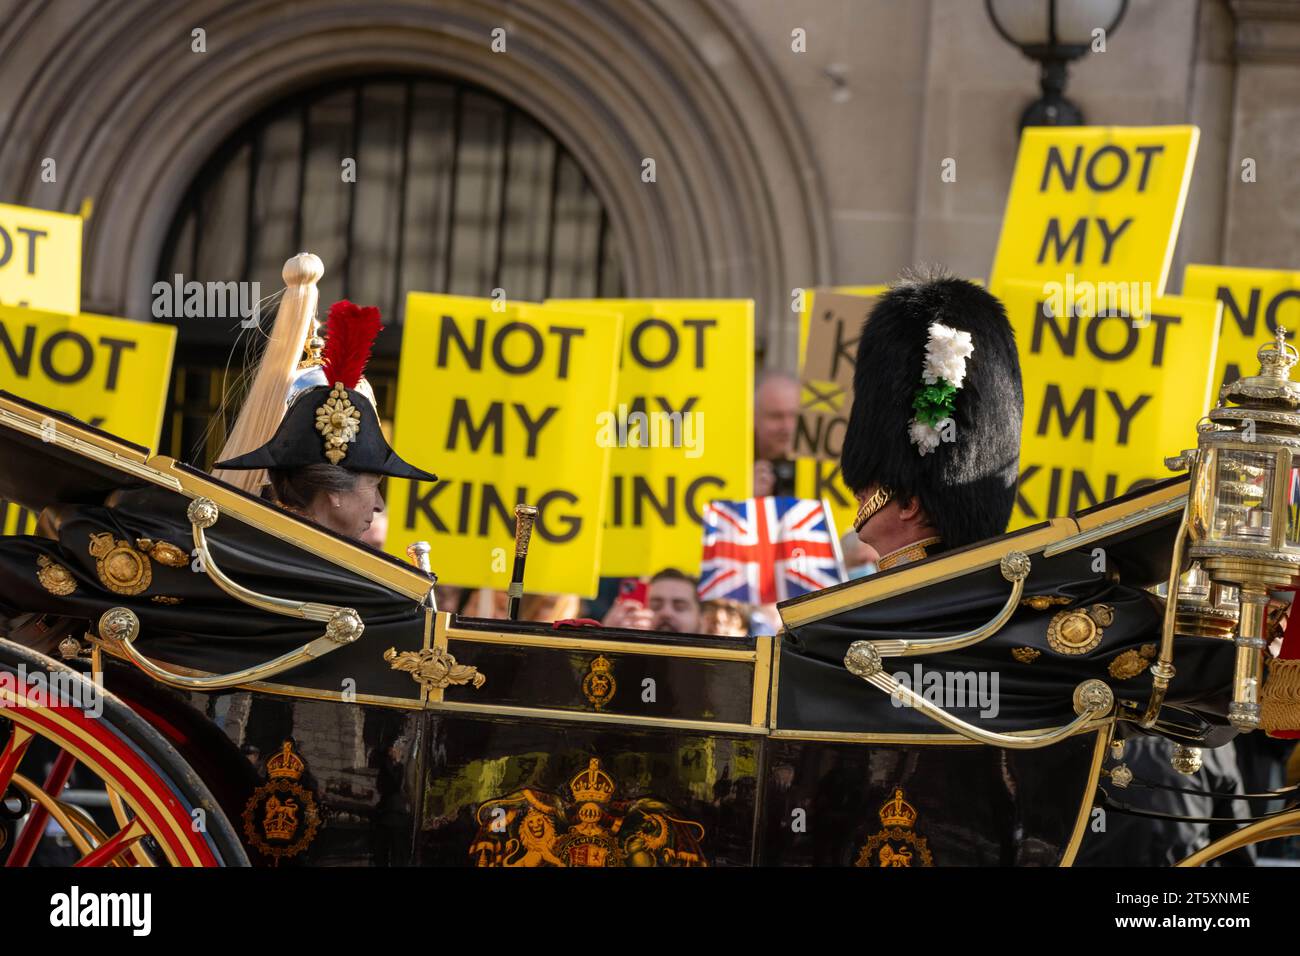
[890,664,999,718]
[49,887,151,936]
[0,224,47,275]
[0,323,135,390]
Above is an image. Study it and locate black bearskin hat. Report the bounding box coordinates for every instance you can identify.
[839,271,1022,549]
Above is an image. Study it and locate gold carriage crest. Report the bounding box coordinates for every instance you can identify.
[469,757,708,867]
[582,655,616,710]
[855,788,934,867]
[87,532,152,596]
[241,740,321,865]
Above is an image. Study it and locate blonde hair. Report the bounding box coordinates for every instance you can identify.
[211,253,324,492]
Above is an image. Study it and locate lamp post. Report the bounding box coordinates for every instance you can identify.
[985,0,1128,128]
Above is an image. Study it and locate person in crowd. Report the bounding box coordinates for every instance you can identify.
[753,371,799,497]
[702,599,749,637]
[602,569,703,634]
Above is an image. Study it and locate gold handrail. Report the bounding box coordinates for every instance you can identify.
[95,496,365,691]
[99,605,363,691]
[1175,806,1300,867]
[857,551,1031,659]
[843,641,1114,749]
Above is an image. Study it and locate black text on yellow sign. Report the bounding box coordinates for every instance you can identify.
[990,126,1198,295]
[1182,264,1300,395]
[550,299,754,578]
[995,280,1221,526]
[388,294,621,597]
[0,203,83,316]
[0,304,176,448]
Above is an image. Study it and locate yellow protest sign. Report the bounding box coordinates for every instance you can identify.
[387,293,621,597]
[995,280,1221,526]
[0,203,82,316]
[0,304,176,447]
[549,298,754,578]
[990,126,1198,295]
[795,457,856,543]
[1182,264,1300,394]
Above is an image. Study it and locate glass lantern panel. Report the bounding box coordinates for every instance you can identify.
[1287,464,1300,548]
[1213,450,1276,544]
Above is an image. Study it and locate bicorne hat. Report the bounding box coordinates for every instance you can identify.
[215,301,437,482]
[839,271,1022,550]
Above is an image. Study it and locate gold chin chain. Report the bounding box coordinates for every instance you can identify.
[853,486,893,532]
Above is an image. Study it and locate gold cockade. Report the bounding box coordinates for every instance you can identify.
[88,532,152,596]
[384,645,485,691]
[1046,603,1114,656]
[36,554,77,596]
[314,383,362,465]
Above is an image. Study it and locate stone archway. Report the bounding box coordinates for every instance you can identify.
[0,0,830,365]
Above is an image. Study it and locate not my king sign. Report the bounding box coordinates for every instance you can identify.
[998,280,1221,524]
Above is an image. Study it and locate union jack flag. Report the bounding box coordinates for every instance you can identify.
[698,497,846,604]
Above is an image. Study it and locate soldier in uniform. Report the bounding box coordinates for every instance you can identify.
[840,268,1023,570]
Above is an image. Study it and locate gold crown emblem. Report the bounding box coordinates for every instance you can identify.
[879,789,917,828]
[569,758,616,805]
[266,740,306,781]
[589,655,612,675]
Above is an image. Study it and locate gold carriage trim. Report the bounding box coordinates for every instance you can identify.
[314,383,361,465]
[242,740,320,864]
[1108,643,1156,680]
[36,554,77,595]
[1046,603,1114,656]
[1011,646,1041,664]
[582,654,617,710]
[1020,594,1072,610]
[88,532,152,596]
[136,538,191,568]
[855,788,933,867]
[384,645,485,690]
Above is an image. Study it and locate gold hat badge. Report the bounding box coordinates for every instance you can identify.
[315,383,361,465]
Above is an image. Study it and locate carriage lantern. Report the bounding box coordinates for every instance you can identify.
[1168,328,1300,729]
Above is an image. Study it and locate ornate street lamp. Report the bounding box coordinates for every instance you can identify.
[1167,329,1300,730]
[985,0,1129,128]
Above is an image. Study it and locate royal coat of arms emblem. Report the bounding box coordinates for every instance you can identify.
[468,757,708,867]
[854,788,934,867]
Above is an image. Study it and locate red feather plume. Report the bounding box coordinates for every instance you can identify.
[320,300,382,389]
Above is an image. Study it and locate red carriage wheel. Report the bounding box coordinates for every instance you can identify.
[0,638,247,867]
